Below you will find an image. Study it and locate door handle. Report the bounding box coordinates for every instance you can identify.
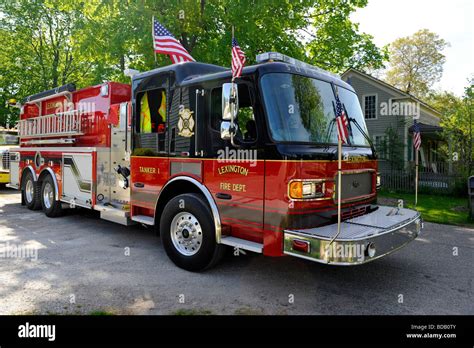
[134,182,145,188]
[216,192,232,200]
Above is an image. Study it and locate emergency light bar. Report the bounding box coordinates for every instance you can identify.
[256,52,340,79]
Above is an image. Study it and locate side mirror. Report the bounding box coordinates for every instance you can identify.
[222,83,238,121]
[221,83,239,143]
[220,121,239,141]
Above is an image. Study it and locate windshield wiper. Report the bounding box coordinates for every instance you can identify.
[326,110,336,144]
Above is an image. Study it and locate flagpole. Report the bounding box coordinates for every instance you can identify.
[329,135,343,249]
[152,16,157,66]
[231,26,235,84]
[337,137,342,235]
[329,97,344,249]
[415,147,419,207]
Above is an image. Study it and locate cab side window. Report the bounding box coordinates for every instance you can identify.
[135,88,167,154]
[210,84,257,142]
[137,89,167,134]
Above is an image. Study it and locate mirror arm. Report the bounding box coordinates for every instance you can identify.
[230,84,240,148]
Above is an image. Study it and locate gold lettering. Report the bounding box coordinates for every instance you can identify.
[220,182,231,191]
[232,184,246,192]
[219,182,246,192]
[46,101,60,109]
[139,166,157,174]
[217,165,249,176]
[346,156,368,162]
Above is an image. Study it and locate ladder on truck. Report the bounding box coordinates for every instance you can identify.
[18,110,83,145]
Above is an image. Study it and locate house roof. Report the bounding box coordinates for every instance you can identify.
[408,123,443,134]
[341,68,442,118]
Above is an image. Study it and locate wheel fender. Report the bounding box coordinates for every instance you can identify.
[21,166,37,186]
[155,176,222,243]
[38,167,60,201]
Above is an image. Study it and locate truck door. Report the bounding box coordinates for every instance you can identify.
[130,74,170,220]
[204,82,265,244]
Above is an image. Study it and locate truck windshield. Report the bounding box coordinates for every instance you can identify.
[0,132,19,145]
[260,73,369,146]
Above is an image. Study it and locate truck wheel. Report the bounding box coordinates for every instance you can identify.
[40,175,63,217]
[22,171,41,210]
[160,193,224,272]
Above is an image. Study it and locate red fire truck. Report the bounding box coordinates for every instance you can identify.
[8,52,422,271]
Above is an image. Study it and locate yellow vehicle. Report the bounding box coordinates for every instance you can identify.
[0,128,19,184]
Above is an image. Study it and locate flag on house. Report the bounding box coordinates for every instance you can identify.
[231,37,246,78]
[153,18,195,64]
[413,120,421,151]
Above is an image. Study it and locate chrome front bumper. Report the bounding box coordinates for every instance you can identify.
[283,205,422,265]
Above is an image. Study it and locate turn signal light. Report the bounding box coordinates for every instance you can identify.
[289,181,303,199]
[288,180,325,200]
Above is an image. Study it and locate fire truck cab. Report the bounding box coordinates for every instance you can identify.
[9,52,422,271]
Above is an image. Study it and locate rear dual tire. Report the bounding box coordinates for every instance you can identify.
[22,171,63,217]
[22,171,41,210]
[40,175,63,217]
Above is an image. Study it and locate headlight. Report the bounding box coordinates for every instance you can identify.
[288,180,325,200]
[376,174,381,190]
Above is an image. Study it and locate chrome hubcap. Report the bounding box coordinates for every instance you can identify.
[42,182,54,209]
[25,179,34,203]
[170,212,203,256]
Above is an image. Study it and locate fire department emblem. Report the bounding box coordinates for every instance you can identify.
[178,108,195,137]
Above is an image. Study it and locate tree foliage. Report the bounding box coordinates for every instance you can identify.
[0,0,387,127]
[385,29,448,98]
[428,80,474,176]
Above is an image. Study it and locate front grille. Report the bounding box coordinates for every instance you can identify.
[341,206,367,220]
[0,151,10,171]
[335,171,374,202]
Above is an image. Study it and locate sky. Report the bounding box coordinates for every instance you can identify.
[351,0,474,96]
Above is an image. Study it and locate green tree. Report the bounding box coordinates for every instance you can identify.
[428,81,474,176]
[385,29,448,98]
[83,0,387,74]
[0,0,387,127]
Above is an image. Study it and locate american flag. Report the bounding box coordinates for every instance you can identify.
[231,37,246,78]
[153,18,195,64]
[335,93,349,144]
[413,120,421,151]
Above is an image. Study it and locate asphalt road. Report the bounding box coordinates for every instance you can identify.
[0,187,472,315]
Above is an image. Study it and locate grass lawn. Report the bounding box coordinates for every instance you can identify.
[378,190,473,227]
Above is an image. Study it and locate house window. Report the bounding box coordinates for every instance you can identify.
[364,95,377,119]
[373,134,388,159]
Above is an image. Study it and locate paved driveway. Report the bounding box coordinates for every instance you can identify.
[0,188,472,315]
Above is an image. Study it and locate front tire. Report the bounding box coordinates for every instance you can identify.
[22,171,41,210]
[41,175,63,217]
[160,193,224,272]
